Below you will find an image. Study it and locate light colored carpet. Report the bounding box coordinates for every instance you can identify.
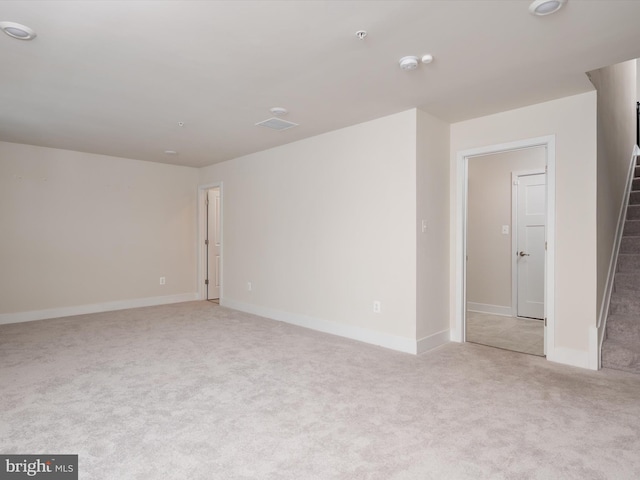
[466,311,544,356]
[1,301,640,479]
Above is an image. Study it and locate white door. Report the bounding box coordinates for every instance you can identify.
[516,173,545,319]
[207,188,221,300]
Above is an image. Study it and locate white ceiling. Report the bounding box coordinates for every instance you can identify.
[2,1,640,168]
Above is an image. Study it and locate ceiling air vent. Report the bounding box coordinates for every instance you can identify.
[255,117,299,131]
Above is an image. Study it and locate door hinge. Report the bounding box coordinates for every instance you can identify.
[205,279,209,285]
[205,239,209,245]
[545,241,547,250]
[544,317,547,327]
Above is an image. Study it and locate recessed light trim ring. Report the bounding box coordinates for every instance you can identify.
[0,21,37,40]
[529,0,566,16]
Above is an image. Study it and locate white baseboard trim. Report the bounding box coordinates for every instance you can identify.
[449,326,463,343]
[0,292,199,326]
[466,302,512,317]
[547,346,590,370]
[221,298,435,355]
[588,326,600,371]
[417,329,450,355]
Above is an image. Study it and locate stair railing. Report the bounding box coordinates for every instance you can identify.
[597,144,640,368]
[636,102,640,146]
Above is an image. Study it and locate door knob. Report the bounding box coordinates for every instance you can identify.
[519,251,530,257]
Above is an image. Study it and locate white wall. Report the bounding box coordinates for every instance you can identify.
[588,60,637,324]
[466,148,545,311]
[636,59,640,102]
[451,92,598,366]
[200,110,420,349]
[0,141,199,320]
[416,109,450,346]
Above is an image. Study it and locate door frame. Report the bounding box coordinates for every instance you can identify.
[453,135,556,360]
[511,168,546,319]
[198,182,224,302]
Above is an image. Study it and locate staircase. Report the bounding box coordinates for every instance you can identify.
[602,160,640,374]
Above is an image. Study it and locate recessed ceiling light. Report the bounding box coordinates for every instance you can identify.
[0,21,37,40]
[529,0,566,16]
[164,150,178,155]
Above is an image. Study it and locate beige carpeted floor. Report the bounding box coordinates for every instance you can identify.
[466,311,544,356]
[1,301,640,479]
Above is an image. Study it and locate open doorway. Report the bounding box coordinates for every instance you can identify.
[454,135,556,360]
[198,184,223,304]
[465,148,545,356]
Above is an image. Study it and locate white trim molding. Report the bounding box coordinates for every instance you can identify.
[547,346,590,370]
[588,326,599,370]
[416,330,451,355]
[466,302,512,317]
[222,298,449,355]
[0,292,199,326]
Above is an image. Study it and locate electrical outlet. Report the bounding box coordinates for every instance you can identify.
[159,276,166,285]
[501,225,509,235]
[373,301,381,313]
[247,282,252,292]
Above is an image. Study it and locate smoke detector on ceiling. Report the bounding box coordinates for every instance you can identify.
[255,117,299,131]
[399,56,419,71]
[270,107,288,116]
[399,55,434,71]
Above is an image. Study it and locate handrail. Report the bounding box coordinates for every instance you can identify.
[636,102,640,146]
[597,145,640,366]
